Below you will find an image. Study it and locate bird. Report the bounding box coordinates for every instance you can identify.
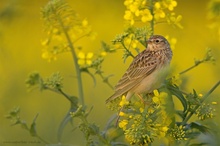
[106,35,173,104]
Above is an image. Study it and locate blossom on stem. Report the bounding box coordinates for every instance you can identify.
[77,52,94,66]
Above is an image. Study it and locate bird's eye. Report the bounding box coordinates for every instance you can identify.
[155,39,160,43]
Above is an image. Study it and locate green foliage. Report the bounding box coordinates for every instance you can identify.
[44,72,63,90]
[26,72,63,91]
[5,107,48,144]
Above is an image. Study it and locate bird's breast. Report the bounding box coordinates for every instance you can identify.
[131,64,170,94]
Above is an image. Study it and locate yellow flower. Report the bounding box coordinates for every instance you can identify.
[212,101,217,105]
[147,107,155,113]
[129,2,138,13]
[158,126,169,137]
[170,74,182,86]
[167,13,183,29]
[141,9,153,22]
[42,50,57,62]
[82,19,88,27]
[119,111,126,116]
[152,96,160,104]
[162,126,169,132]
[152,90,168,105]
[153,90,159,96]
[124,0,133,7]
[139,107,144,113]
[134,9,140,17]
[154,2,161,9]
[168,0,177,11]
[124,10,133,20]
[198,94,203,98]
[123,34,139,49]
[119,120,128,130]
[119,95,129,107]
[131,39,139,48]
[154,9,166,20]
[77,52,94,66]
[41,39,49,46]
[163,0,177,11]
[169,124,187,140]
[100,51,107,57]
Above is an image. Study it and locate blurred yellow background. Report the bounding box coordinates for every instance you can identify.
[0,0,219,145]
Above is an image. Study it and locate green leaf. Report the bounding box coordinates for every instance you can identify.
[160,88,176,127]
[175,110,186,119]
[168,84,188,113]
[186,131,201,139]
[30,113,39,137]
[190,122,210,134]
[57,96,78,142]
[101,41,116,53]
[20,121,29,130]
[189,143,209,146]
[25,72,44,91]
[89,123,100,135]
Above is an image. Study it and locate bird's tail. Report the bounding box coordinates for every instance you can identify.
[105,92,122,104]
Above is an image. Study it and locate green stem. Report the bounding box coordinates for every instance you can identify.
[79,116,110,145]
[45,87,73,103]
[179,60,203,75]
[98,73,114,90]
[36,135,49,144]
[182,80,220,125]
[57,15,85,106]
[121,41,135,58]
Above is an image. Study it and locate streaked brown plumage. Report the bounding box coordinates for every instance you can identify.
[106,35,172,103]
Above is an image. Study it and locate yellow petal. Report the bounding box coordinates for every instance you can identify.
[78,52,85,59]
[82,19,88,27]
[86,52,94,59]
[153,90,159,96]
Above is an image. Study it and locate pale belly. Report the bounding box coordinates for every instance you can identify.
[131,64,170,94]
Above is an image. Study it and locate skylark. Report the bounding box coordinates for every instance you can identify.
[106,35,172,103]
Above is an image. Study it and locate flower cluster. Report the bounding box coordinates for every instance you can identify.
[123,0,182,28]
[115,90,172,145]
[77,52,94,66]
[169,124,187,141]
[170,74,182,86]
[186,91,202,112]
[41,0,96,62]
[196,103,216,120]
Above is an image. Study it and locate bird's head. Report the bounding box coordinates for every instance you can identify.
[147,35,170,51]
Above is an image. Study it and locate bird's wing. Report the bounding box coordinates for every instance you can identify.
[106,50,158,103]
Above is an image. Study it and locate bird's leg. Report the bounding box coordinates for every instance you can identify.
[137,93,151,106]
[137,94,146,105]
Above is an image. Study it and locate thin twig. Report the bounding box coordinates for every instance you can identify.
[98,73,114,90]
[121,41,135,58]
[179,61,203,75]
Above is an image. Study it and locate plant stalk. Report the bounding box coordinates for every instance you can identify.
[179,61,202,75]
[58,17,85,106]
